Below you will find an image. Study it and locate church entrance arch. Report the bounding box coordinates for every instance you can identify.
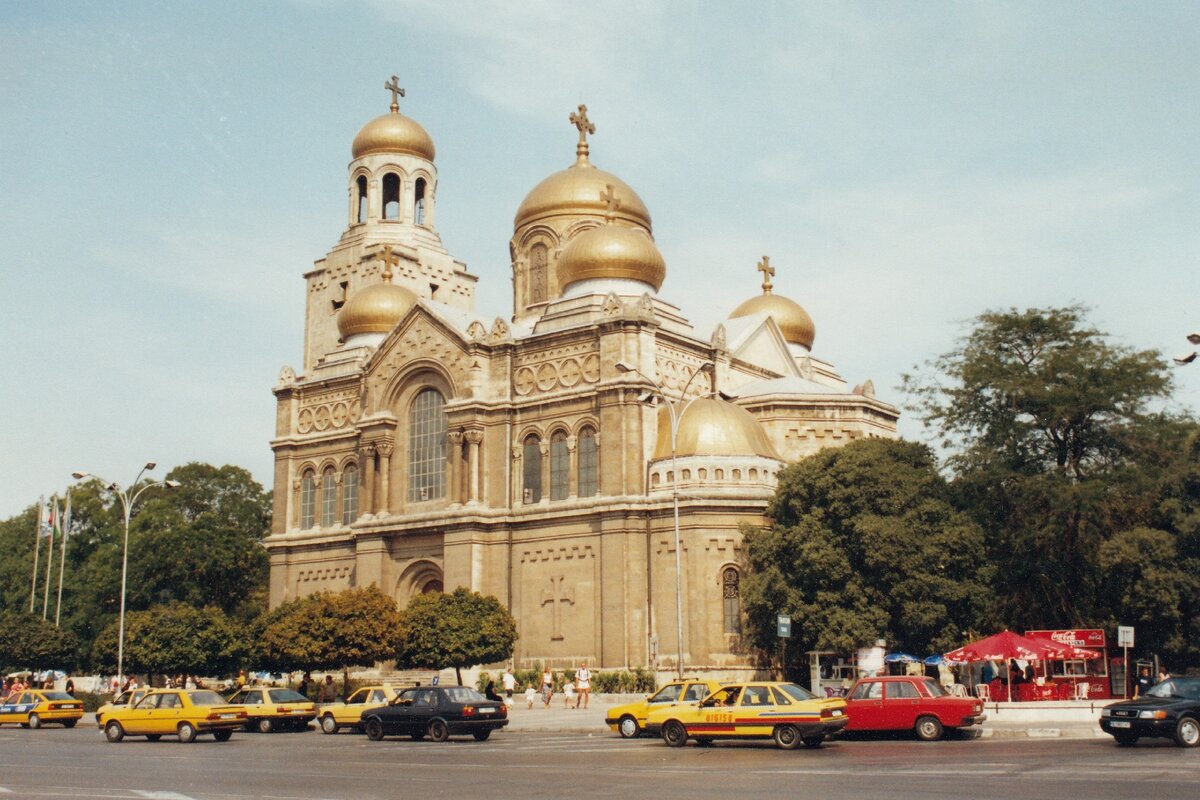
[395,559,444,605]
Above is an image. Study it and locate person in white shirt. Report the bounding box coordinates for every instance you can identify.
[575,662,591,709]
[502,669,517,700]
[563,680,575,708]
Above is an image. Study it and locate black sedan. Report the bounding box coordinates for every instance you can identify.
[1100,676,1200,747]
[361,686,507,742]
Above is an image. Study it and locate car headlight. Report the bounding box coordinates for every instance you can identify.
[1100,708,1112,717]
[830,709,843,717]
[1138,710,1168,720]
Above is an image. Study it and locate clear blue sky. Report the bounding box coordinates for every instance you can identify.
[2,1,1198,517]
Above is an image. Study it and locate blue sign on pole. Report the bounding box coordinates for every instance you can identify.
[777,614,791,638]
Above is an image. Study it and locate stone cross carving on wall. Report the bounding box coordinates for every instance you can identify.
[541,575,575,641]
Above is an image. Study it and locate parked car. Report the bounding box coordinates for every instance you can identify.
[643,681,848,749]
[0,689,84,729]
[318,684,400,734]
[94,688,149,728]
[226,687,317,733]
[605,678,724,738]
[361,685,508,742]
[1100,676,1200,747]
[101,689,246,743]
[843,675,986,741]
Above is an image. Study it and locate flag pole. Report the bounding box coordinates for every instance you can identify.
[55,491,71,627]
[43,495,56,619]
[30,495,44,613]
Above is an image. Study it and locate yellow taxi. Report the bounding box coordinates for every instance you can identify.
[101,689,246,743]
[605,678,724,738]
[0,689,84,728]
[226,686,317,733]
[644,681,848,749]
[318,684,399,734]
[94,687,150,728]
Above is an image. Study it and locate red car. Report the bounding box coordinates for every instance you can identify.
[843,676,986,741]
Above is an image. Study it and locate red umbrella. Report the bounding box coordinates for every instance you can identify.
[944,631,1062,701]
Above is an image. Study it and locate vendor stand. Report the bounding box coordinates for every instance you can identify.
[1026,629,1114,699]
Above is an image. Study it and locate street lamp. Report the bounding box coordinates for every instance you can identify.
[1174,332,1200,365]
[72,462,180,688]
[616,359,713,679]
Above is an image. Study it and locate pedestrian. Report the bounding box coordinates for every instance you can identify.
[298,673,311,699]
[575,662,591,710]
[563,679,575,708]
[525,684,537,709]
[1134,666,1153,697]
[236,669,247,689]
[485,681,504,704]
[185,675,197,690]
[541,667,554,708]
[502,668,517,700]
[980,659,996,686]
[1157,666,1170,684]
[319,675,337,703]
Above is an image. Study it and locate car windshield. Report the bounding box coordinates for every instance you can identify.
[188,691,227,706]
[268,689,309,703]
[41,691,74,701]
[777,683,816,702]
[1146,678,1200,700]
[443,687,486,703]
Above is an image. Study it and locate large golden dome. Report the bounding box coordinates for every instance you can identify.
[352,110,436,161]
[729,292,816,349]
[337,253,418,340]
[556,222,666,292]
[515,164,650,230]
[653,398,779,460]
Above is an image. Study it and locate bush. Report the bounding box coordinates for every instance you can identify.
[74,691,110,713]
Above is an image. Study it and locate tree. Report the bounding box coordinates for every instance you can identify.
[395,588,518,685]
[91,603,245,678]
[0,612,79,671]
[741,439,988,672]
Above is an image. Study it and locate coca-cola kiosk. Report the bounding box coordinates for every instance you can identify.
[1026,628,1114,699]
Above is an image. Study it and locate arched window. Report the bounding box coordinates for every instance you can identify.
[408,389,447,501]
[341,464,358,525]
[522,434,542,503]
[550,431,569,501]
[577,427,598,497]
[722,567,741,635]
[320,467,337,527]
[299,471,316,529]
[414,178,427,225]
[356,175,368,223]
[382,172,400,220]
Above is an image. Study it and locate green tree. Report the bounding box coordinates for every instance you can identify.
[0,612,79,671]
[1095,528,1194,658]
[91,603,245,678]
[741,438,987,672]
[395,588,518,685]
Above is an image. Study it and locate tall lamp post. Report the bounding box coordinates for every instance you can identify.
[72,463,180,688]
[616,359,713,679]
[1173,332,1200,365]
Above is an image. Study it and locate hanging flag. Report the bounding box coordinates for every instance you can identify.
[30,494,45,612]
[55,491,71,627]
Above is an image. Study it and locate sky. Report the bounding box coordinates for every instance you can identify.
[2,1,1199,518]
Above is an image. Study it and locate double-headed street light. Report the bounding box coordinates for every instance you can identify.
[1173,332,1200,365]
[72,462,180,687]
[616,359,714,680]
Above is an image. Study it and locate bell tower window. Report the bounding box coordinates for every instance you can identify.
[382,172,400,220]
[414,178,427,225]
[356,176,368,223]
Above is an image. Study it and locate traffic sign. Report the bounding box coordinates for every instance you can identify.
[777,614,791,638]
[1117,626,1134,648]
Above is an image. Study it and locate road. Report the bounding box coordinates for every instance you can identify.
[0,725,1194,799]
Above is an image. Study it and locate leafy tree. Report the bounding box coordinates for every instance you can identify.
[395,588,518,685]
[91,603,245,678]
[741,439,987,672]
[0,612,79,671]
[1095,528,1194,658]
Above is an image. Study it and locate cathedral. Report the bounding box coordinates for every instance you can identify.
[265,79,898,678]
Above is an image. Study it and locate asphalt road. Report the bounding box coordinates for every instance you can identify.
[0,724,1195,800]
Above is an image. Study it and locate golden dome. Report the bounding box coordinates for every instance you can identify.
[729,292,816,349]
[352,111,436,161]
[337,250,417,339]
[652,398,779,461]
[556,222,666,292]
[515,163,651,230]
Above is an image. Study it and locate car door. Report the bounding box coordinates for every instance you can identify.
[387,688,420,734]
[0,692,31,724]
[737,685,775,736]
[124,693,159,734]
[699,686,741,737]
[153,692,184,734]
[339,689,368,724]
[845,680,884,730]
[881,680,922,729]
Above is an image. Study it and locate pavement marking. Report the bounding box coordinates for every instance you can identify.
[133,792,199,800]
[0,787,12,793]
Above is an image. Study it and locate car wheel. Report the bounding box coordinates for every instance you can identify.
[1114,733,1139,746]
[145,734,162,742]
[428,719,450,743]
[104,721,125,743]
[213,730,233,742]
[364,718,385,741]
[915,716,944,742]
[802,735,825,749]
[177,722,197,743]
[661,720,688,748]
[27,713,42,730]
[773,724,801,750]
[257,718,273,734]
[1175,716,1200,748]
[62,719,77,729]
[472,729,492,741]
[617,715,640,739]
[320,715,339,735]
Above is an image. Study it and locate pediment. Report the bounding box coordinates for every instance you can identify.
[728,316,799,378]
[364,306,473,406]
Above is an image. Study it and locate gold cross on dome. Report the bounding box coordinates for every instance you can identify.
[757,255,775,294]
[377,247,400,281]
[600,183,621,222]
[385,75,405,112]
[569,104,595,163]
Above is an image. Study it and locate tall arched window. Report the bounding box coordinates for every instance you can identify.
[550,431,569,501]
[414,178,427,225]
[408,389,447,502]
[320,467,337,527]
[299,471,316,529]
[577,427,598,497]
[341,464,358,525]
[722,567,741,635]
[522,434,542,503]
[356,175,368,223]
[382,172,400,220]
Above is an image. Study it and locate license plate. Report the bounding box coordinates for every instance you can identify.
[477,708,495,715]
[220,714,235,719]
[1110,721,1131,728]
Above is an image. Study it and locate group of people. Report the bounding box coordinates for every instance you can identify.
[2,673,71,700]
[485,664,593,710]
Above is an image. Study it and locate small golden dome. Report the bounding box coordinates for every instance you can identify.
[515,164,651,230]
[352,111,436,161]
[337,269,417,340]
[729,292,816,349]
[652,398,779,461]
[556,222,666,292]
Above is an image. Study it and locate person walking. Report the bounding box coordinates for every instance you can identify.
[502,668,517,701]
[319,675,337,703]
[1134,666,1154,697]
[540,667,554,708]
[575,662,592,710]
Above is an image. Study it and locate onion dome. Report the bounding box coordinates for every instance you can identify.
[351,77,436,161]
[514,104,651,231]
[337,249,417,340]
[556,216,666,292]
[728,256,815,349]
[653,398,779,461]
